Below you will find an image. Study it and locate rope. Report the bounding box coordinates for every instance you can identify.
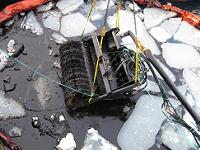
[116,0,120,28]
[80,0,96,40]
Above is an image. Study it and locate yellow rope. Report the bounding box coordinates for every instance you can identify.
[134,43,139,83]
[80,0,96,40]
[116,0,120,28]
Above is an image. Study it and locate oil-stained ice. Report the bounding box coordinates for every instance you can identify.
[21,11,44,35]
[149,26,172,42]
[42,11,62,31]
[0,90,26,120]
[162,43,200,69]
[174,21,200,48]
[60,13,97,37]
[52,33,67,44]
[82,128,118,150]
[144,8,177,30]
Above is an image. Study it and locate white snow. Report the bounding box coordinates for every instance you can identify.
[144,8,177,30]
[161,18,182,35]
[42,11,62,31]
[162,43,200,69]
[117,95,180,150]
[21,11,43,35]
[56,133,76,150]
[52,32,67,44]
[107,10,160,55]
[82,128,118,150]
[56,0,84,15]
[0,90,26,120]
[149,26,172,42]
[0,50,8,71]
[174,21,200,48]
[60,13,97,37]
[36,2,54,12]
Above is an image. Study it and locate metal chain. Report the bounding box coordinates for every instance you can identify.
[133,2,137,36]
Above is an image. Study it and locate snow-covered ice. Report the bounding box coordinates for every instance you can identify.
[60,13,97,37]
[56,133,76,150]
[82,128,118,150]
[0,50,8,71]
[174,21,200,48]
[36,2,54,12]
[42,11,62,31]
[161,18,182,35]
[162,43,200,69]
[107,10,160,55]
[0,90,26,120]
[52,33,67,44]
[21,11,44,35]
[149,26,172,42]
[117,95,180,150]
[56,0,83,15]
[144,8,177,30]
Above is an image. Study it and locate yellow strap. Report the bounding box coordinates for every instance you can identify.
[134,44,139,83]
[116,0,120,28]
[80,0,96,40]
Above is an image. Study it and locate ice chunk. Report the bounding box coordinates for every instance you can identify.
[162,43,200,69]
[161,18,182,35]
[149,26,172,42]
[0,90,26,120]
[56,0,83,15]
[21,11,43,35]
[0,50,8,71]
[144,8,177,30]
[42,11,61,31]
[82,128,118,150]
[9,126,23,137]
[107,10,160,55]
[145,80,160,93]
[56,133,76,150]
[33,77,52,109]
[60,13,97,37]
[52,33,67,44]
[36,2,54,12]
[117,95,180,150]
[174,21,200,48]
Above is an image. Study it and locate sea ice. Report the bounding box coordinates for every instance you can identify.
[52,33,67,44]
[56,0,84,15]
[0,50,8,71]
[0,90,26,120]
[36,2,54,12]
[149,26,172,42]
[60,13,97,37]
[174,21,200,48]
[161,18,182,35]
[56,133,76,150]
[162,43,200,69]
[117,95,179,150]
[21,11,44,35]
[82,128,118,150]
[107,10,160,55]
[9,126,23,137]
[144,8,177,30]
[42,11,62,31]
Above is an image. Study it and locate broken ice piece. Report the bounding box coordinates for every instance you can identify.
[42,11,61,31]
[162,43,200,69]
[56,133,76,150]
[53,61,61,69]
[0,90,26,120]
[56,0,84,15]
[7,39,15,53]
[60,13,97,37]
[21,11,44,35]
[32,116,41,128]
[149,26,172,42]
[9,126,23,138]
[36,2,54,12]
[82,128,118,150]
[52,33,67,44]
[0,50,9,71]
[7,40,24,58]
[144,8,177,30]
[125,1,141,12]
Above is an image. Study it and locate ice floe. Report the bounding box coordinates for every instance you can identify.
[56,0,84,15]
[174,21,200,48]
[144,8,177,30]
[60,13,97,37]
[52,33,67,44]
[0,90,26,120]
[160,18,182,36]
[117,95,180,150]
[56,133,76,150]
[162,43,200,69]
[82,128,118,150]
[149,26,172,42]
[42,11,62,31]
[36,2,54,12]
[21,11,44,35]
[107,10,160,55]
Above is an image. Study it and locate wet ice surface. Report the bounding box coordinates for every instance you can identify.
[149,26,172,42]
[52,33,67,44]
